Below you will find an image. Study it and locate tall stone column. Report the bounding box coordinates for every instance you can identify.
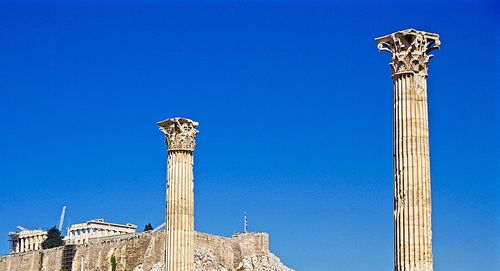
[376,29,440,271]
[158,118,199,271]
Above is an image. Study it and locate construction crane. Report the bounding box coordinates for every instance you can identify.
[152,222,165,232]
[58,206,66,232]
[243,212,248,233]
[16,226,29,232]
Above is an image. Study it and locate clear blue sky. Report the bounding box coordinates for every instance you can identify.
[0,0,498,270]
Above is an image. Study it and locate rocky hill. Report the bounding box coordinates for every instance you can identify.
[0,231,293,271]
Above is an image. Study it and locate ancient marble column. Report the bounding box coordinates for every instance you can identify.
[376,29,440,271]
[158,118,199,271]
[20,238,25,253]
[15,239,20,253]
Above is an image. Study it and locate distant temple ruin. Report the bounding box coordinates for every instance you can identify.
[9,229,47,254]
[65,219,137,245]
[8,219,136,253]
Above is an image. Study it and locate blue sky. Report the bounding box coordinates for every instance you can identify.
[0,1,498,270]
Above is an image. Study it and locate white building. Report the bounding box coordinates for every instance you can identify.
[9,229,47,253]
[65,219,137,244]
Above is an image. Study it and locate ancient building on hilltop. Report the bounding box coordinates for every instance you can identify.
[65,219,137,245]
[8,219,137,254]
[0,231,292,271]
[9,230,47,254]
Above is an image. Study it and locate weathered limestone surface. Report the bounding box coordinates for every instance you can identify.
[236,254,293,271]
[376,29,440,271]
[158,118,199,271]
[0,231,293,271]
[0,246,64,271]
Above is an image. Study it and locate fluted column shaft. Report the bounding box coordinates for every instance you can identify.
[393,72,432,271]
[166,150,195,270]
[376,29,440,271]
[158,117,199,271]
[15,239,20,253]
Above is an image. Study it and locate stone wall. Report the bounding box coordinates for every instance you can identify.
[0,231,270,271]
[0,246,65,271]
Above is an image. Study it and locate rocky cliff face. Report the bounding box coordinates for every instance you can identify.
[132,248,292,271]
[193,247,293,271]
[235,253,293,271]
[0,231,293,271]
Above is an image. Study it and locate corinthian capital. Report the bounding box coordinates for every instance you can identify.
[158,117,199,152]
[376,29,440,76]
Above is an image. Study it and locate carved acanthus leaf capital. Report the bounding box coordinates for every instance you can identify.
[376,29,440,76]
[158,118,199,152]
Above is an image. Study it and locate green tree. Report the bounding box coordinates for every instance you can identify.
[143,223,153,231]
[110,255,117,271]
[41,226,64,249]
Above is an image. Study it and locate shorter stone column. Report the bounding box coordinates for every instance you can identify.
[15,239,20,253]
[158,117,199,271]
[38,235,43,249]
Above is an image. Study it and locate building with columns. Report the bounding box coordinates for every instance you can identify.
[158,118,199,271]
[65,219,137,245]
[8,219,137,253]
[376,29,440,271]
[9,229,47,253]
